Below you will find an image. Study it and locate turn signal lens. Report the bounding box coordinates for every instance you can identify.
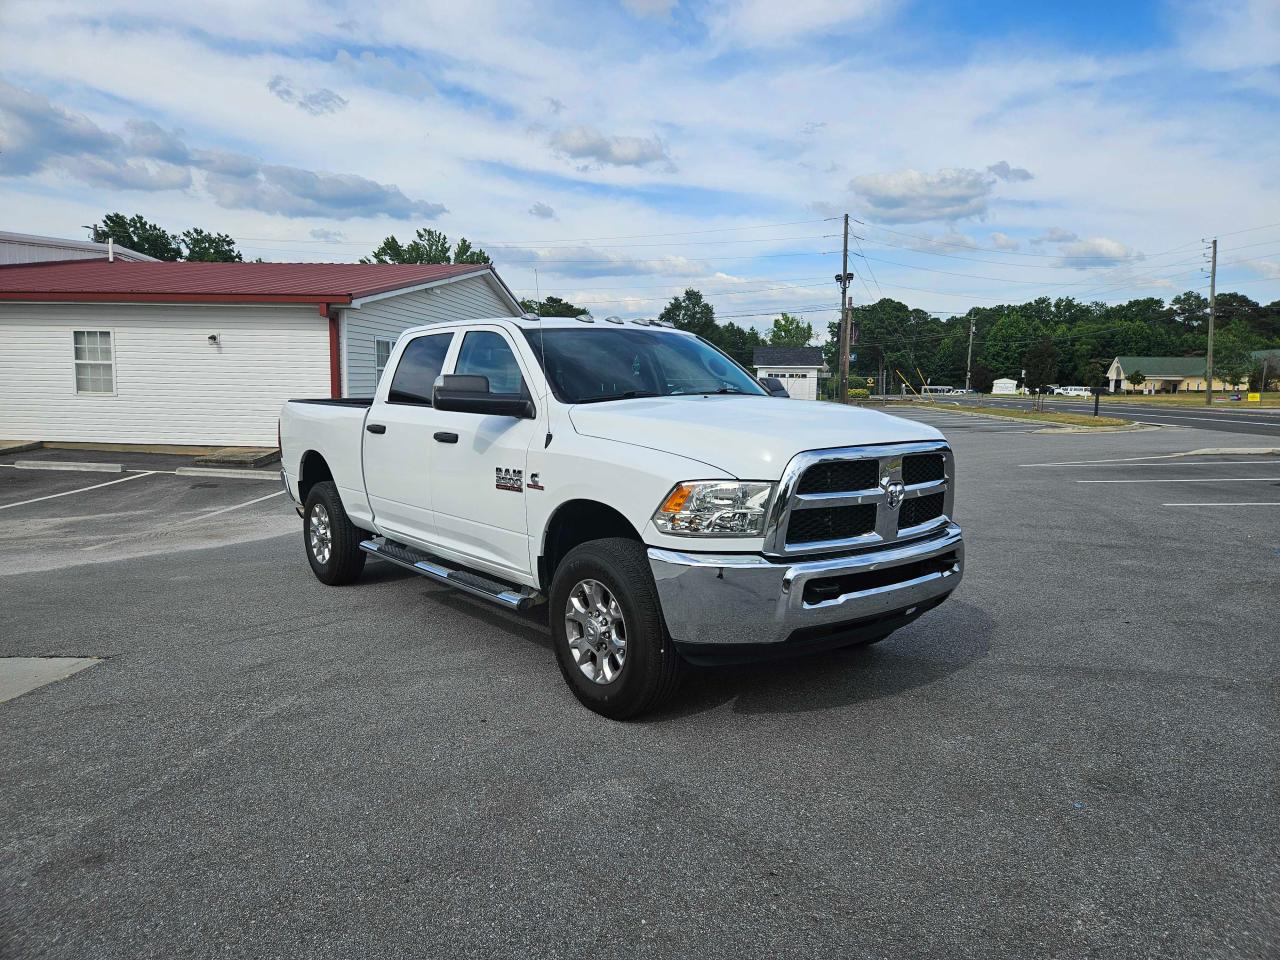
[659,484,694,514]
[652,480,775,537]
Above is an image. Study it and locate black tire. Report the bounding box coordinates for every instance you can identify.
[303,481,366,586]
[549,538,684,720]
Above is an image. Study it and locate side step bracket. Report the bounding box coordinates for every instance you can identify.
[359,538,543,611]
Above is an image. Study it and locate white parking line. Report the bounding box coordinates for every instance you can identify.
[1077,477,1280,484]
[172,489,285,525]
[1163,502,1280,507]
[81,489,287,551]
[1026,461,1279,468]
[0,471,155,511]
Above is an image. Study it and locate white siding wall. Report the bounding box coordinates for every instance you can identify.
[0,302,328,446]
[342,275,516,397]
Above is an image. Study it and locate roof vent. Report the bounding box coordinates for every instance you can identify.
[605,316,624,324]
[520,311,541,321]
[577,314,594,322]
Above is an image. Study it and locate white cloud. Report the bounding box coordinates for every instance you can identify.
[986,161,1033,182]
[707,0,893,47]
[1056,237,1141,268]
[1032,227,1079,244]
[852,167,995,223]
[1252,259,1280,280]
[989,232,1019,250]
[267,75,348,115]
[309,228,345,242]
[550,126,674,170]
[528,201,556,219]
[0,80,443,219]
[499,245,707,279]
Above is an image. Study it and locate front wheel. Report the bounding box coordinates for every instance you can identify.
[303,481,366,586]
[549,538,684,720]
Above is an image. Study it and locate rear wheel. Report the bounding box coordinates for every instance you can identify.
[303,481,366,586]
[550,538,684,720]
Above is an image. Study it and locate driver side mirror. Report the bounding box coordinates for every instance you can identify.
[433,374,535,418]
[759,376,790,398]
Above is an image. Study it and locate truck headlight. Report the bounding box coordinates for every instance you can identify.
[652,481,774,537]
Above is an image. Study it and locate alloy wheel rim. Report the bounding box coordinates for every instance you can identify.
[309,503,332,565]
[564,579,627,684]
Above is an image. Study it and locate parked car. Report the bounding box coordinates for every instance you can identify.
[279,316,963,718]
[1054,385,1091,397]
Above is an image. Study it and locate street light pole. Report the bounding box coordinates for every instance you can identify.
[837,214,851,404]
[1206,237,1217,406]
[964,317,975,391]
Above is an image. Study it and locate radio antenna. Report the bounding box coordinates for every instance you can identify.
[531,269,554,447]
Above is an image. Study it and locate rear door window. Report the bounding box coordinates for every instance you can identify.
[387,333,453,405]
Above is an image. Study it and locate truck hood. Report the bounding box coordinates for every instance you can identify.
[567,395,945,479]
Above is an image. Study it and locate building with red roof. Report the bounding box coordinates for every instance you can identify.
[0,254,521,446]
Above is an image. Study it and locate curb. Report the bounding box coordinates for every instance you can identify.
[1183,447,1280,457]
[175,467,281,481]
[1032,424,1161,435]
[14,460,124,473]
[0,441,43,456]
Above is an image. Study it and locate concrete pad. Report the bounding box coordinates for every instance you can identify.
[192,447,280,467]
[1184,447,1280,456]
[175,466,280,480]
[0,441,42,455]
[14,459,124,473]
[0,657,101,704]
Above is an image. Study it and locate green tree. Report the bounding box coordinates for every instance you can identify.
[1127,369,1146,392]
[1213,331,1252,388]
[451,237,491,265]
[716,320,765,368]
[180,228,242,262]
[363,227,489,265]
[970,361,995,394]
[91,213,182,260]
[980,308,1045,377]
[659,288,717,339]
[519,295,587,317]
[768,312,813,347]
[1022,338,1060,392]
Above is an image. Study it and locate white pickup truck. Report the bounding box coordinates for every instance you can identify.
[279,315,963,718]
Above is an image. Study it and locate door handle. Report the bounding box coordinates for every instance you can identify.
[366,423,387,434]
[433,431,459,444]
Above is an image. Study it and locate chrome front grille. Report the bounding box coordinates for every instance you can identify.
[766,441,954,557]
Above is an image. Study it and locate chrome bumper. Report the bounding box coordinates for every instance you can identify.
[647,523,963,646]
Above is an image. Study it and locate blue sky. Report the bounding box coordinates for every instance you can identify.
[1,0,1278,330]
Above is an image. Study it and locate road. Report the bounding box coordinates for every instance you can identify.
[943,396,1280,438]
[2,422,1277,959]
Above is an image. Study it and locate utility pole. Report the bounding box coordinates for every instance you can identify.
[964,317,976,391]
[837,214,851,404]
[1205,237,1217,406]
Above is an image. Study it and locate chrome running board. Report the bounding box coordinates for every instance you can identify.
[359,538,542,611]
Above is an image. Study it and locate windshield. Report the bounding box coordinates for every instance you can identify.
[521,327,769,403]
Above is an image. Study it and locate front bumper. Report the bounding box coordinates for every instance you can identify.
[647,523,963,646]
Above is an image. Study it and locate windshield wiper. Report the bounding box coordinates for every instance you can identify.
[576,390,662,404]
[711,386,747,394]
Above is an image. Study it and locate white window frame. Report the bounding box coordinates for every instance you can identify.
[374,337,396,386]
[72,329,117,396]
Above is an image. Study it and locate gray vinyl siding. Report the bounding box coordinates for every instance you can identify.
[341,275,517,397]
[0,302,327,445]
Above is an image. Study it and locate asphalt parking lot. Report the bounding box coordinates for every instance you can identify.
[2,417,1277,959]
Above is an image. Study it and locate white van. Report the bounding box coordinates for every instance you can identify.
[1055,385,1090,397]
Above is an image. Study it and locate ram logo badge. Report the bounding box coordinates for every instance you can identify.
[527,472,545,491]
[495,467,523,493]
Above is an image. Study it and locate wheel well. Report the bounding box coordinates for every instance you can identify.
[298,450,333,504]
[539,500,640,590]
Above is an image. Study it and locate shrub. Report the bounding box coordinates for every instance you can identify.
[848,388,870,400]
